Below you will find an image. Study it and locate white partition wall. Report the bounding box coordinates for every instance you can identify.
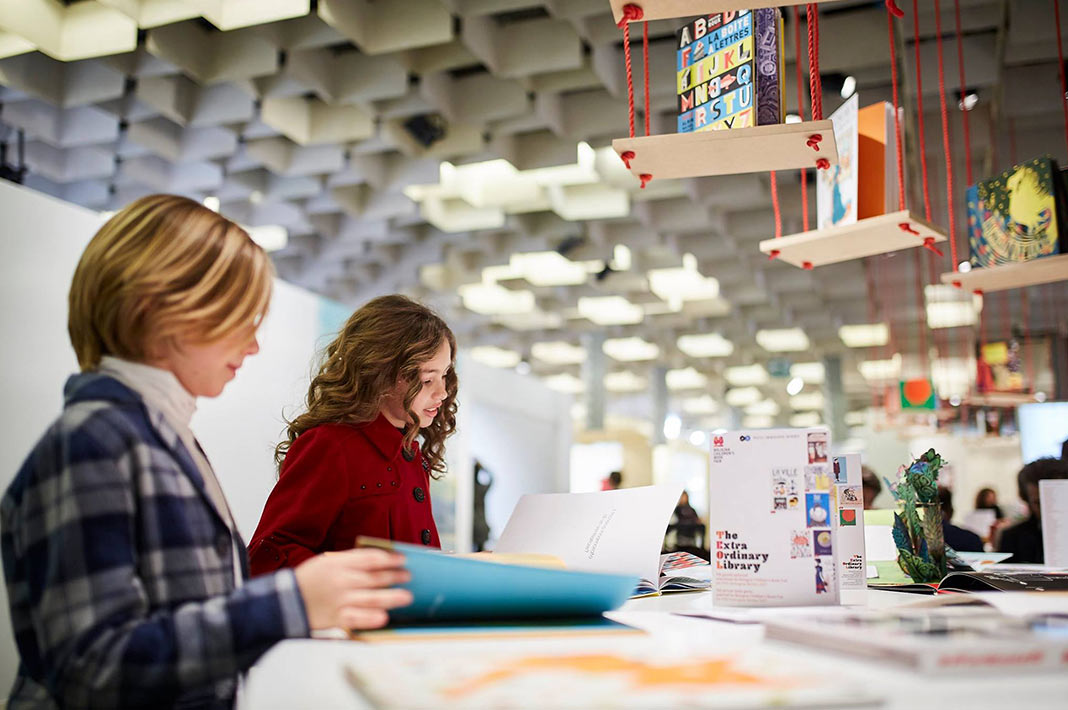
[446,356,572,552]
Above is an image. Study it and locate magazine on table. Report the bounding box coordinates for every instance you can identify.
[632,551,712,598]
[764,603,1068,673]
[494,485,688,598]
[870,570,1068,595]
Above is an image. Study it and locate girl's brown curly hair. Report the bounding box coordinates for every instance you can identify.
[275,294,458,478]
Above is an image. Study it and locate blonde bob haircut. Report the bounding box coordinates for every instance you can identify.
[69,194,274,371]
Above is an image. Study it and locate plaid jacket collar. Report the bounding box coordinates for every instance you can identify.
[64,372,233,531]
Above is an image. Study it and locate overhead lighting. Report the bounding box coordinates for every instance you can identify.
[785,113,802,124]
[840,75,856,99]
[932,356,975,399]
[531,341,586,365]
[844,410,867,427]
[612,244,632,271]
[605,371,648,392]
[647,253,720,306]
[859,354,901,381]
[663,413,682,440]
[515,360,532,375]
[510,251,600,287]
[469,346,521,369]
[249,190,263,204]
[839,323,889,348]
[494,310,564,331]
[958,91,979,111]
[570,401,586,420]
[786,376,804,396]
[743,414,774,429]
[790,412,822,427]
[756,327,810,352]
[677,333,734,358]
[459,282,535,316]
[725,387,762,407]
[543,373,585,394]
[577,296,644,325]
[790,392,825,411]
[667,367,709,391]
[790,361,825,384]
[688,430,707,447]
[682,395,719,415]
[724,364,769,386]
[603,336,660,362]
[203,195,220,212]
[958,261,972,273]
[745,399,781,416]
[243,224,288,252]
[925,284,982,329]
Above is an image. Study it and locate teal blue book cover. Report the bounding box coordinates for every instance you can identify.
[359,538,639,623]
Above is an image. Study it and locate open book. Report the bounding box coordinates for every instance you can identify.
[494,485,709,597]
[632,551,711,597]
[357,538,637,623]
[870,570,1068,595]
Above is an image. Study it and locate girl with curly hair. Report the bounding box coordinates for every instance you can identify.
[247,295,458,575]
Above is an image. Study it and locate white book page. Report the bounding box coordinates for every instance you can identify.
[1041,479,1068,568]
[494,485,683,585]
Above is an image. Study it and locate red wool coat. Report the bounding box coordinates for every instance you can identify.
[247,414,440,576]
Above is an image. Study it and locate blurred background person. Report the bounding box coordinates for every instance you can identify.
[974,487,1004,520]
[861,466,882,510]
[939,486,984,552]
[602,470,623,491]
[997,457,1068,563]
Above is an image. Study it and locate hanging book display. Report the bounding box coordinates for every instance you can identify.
[675,9,784,134]
[708,427,840,607]
[967,156,1066,268]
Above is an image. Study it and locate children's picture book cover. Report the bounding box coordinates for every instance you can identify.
[972,156,1065,267]
[708,428,839,607]
[344,636,882,709]
[816,94,859,230]
[675,9,783,134]
[856,101,901,219]
[831,453,867,604]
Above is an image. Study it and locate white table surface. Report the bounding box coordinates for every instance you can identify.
[240,590,1068,710]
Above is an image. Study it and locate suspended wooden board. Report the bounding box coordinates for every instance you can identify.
[939,254,1068,293]
[963,392,1040,409]
[612,120,836,181]
[757,210,947,269]
[609,0,840,24]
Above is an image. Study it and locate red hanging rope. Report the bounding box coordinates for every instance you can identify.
[911,0,932,220]
[771,171,782,238]
[1020,289,1036,391]
[887,7,906,212]
[642,20,650,137]
[913,250,931,370]
[933,0,960,271]
[1055,0,1068,156]
[953,0,973,186]
[794,7,810,231]
[806,4,824,121]
[621,19,635,138]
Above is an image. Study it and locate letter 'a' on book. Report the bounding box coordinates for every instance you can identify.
[709,428,840,607]
[356,538,637,623]
[494,485,685,592]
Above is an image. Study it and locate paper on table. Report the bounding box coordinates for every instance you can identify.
[906,591,1068,618]
[955,552,1013,568]
[494,485,683,586]
[862,510,899,562]
[1040,479,1068,568]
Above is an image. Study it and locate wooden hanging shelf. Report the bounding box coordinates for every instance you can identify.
[757,210,947,269]
[612,120,836,181]
[939,254,1068,293]
[962,392,1041,409]
[609,0,840,24]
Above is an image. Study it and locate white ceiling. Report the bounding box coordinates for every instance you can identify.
[1,0,1066,426]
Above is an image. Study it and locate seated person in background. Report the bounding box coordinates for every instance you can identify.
[861,466,882,510]
[938,486,984,552]
[667,490,705,556]
[602,470,623,490]
[997,457,1068,563]
[974,487,1004,519]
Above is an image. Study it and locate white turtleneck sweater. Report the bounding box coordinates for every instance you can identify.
[98,356,244,586]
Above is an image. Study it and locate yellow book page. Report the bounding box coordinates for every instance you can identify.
[452,552,567,569]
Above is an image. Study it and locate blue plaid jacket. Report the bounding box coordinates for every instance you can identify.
[1,373,310,709]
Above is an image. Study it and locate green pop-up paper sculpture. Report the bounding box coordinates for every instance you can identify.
[890,448,946,583]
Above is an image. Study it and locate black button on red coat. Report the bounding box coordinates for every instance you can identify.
[421,529,432,545]
[413,486,425,503]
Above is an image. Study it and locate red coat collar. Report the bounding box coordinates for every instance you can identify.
[356,412,419,462]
